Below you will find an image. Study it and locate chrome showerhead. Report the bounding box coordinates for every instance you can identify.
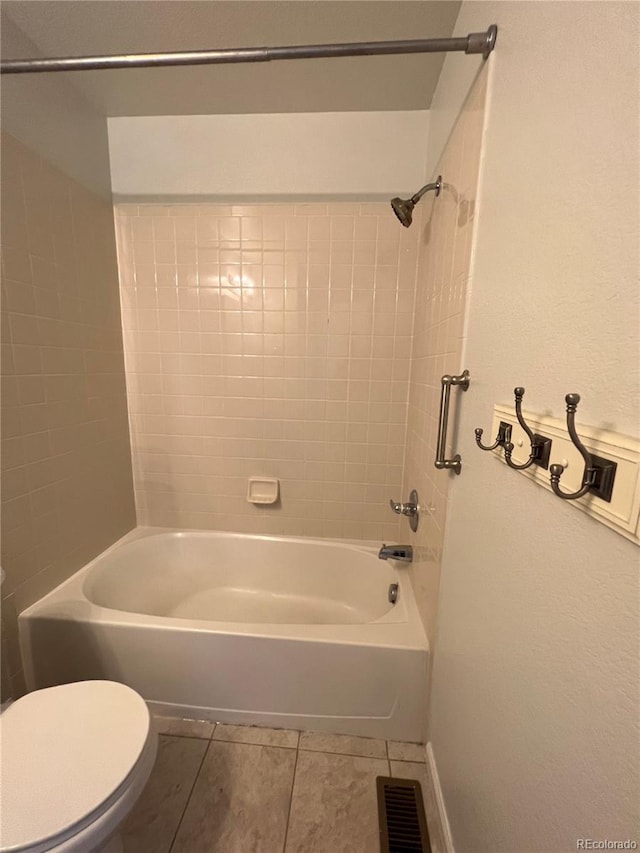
[390,175,442,227]
[390,196,416,228]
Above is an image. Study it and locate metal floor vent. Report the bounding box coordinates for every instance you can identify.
[376,776,432,853]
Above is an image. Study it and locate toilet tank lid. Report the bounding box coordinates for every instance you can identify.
[0,680,151,852]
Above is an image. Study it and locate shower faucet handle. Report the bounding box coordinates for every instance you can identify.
[389,498,418,517]
[389,489,420,532]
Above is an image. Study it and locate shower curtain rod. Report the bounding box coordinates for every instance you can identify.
[0,25,497,74]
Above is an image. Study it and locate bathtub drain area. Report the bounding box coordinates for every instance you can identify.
[166,586,372,623]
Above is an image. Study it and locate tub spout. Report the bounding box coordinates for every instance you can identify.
[378,544,413,563]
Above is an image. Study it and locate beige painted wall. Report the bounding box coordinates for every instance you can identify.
[0,15,112,196]
[115,201,419,540]
[428,3,640,850]
[0,134,136,699]
[108,112,430,199]
[400,68,487,655]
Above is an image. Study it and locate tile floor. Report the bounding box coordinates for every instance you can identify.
[122,717,445,853]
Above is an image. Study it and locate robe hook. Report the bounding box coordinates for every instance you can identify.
[549,394,598,500]
[475,422,511,451]
[504,388,551,470]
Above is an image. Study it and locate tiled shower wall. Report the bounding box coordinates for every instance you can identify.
[401,68,488,652]
[0,133,136,698]
[115,203,421,540]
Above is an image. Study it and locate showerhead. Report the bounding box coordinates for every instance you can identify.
[390,196,416,228]
[390,175,442,227]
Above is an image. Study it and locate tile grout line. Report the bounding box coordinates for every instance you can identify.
[160,720,424,763]
[214,740,298,749]
[211,726,299,750]
[281,735,301,853]
[167,726,215,853]
[298,747,390,761]
[162,720,424,763]
[385,738,391,776]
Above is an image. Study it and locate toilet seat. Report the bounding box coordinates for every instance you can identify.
[0,680,154,853]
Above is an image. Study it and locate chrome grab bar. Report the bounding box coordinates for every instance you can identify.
[434,369,470,475]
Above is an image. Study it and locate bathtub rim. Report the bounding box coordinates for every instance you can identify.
[19,526,428,651]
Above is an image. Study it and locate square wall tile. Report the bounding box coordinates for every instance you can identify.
[399,66,488,654]
[1,132,135,638]
[115,201,422,540]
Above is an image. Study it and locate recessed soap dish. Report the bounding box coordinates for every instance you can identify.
[247,477,280,505]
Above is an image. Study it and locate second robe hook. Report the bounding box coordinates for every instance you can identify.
[504,388,552,470]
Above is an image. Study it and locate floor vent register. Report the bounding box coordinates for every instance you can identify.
[376,776,432,853]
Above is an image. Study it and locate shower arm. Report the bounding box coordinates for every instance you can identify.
[0,27,497,74]
[411,179,442,204]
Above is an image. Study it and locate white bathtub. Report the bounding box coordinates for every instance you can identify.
[19,528,429,740]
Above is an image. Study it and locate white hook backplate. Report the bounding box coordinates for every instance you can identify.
[490,403,640,544]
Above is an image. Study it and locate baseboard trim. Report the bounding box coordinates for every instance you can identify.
[426,742,455,853]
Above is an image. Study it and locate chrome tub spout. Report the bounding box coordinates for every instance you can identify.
[378,544,413,563]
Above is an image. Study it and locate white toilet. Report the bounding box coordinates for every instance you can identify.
[0,679,157,853]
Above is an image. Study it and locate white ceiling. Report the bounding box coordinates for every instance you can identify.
[1,1,462,117]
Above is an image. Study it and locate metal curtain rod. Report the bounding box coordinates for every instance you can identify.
[0,25,497,74]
